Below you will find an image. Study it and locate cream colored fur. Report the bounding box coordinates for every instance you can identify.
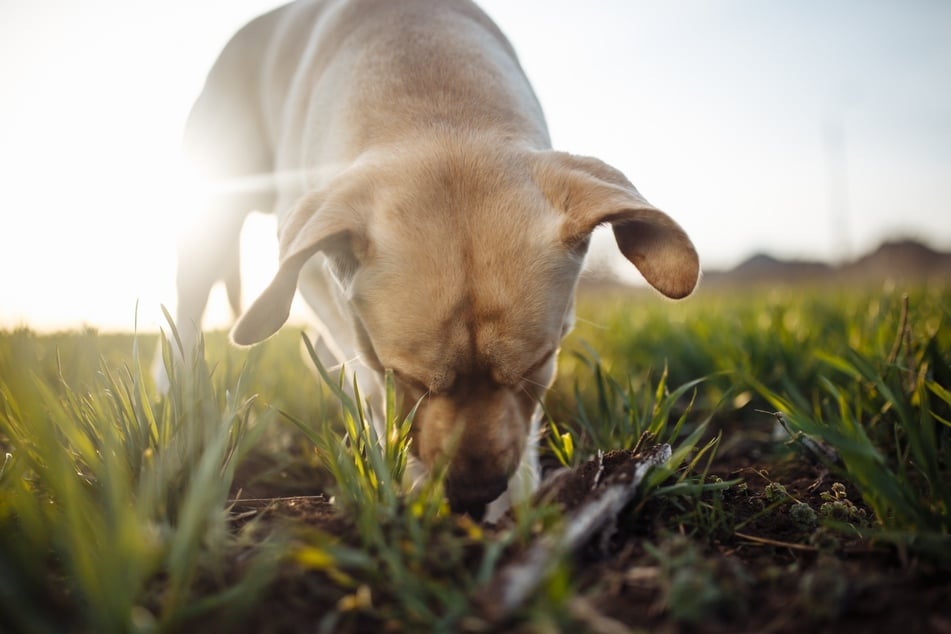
[174,0,700,521]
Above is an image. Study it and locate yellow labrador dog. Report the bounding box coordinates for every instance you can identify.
[175,0,699,520]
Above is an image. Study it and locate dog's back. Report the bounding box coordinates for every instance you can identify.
[174,0,550,352]
[190,0,547,189]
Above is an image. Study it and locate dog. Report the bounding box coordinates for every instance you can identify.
[173,0,700,520]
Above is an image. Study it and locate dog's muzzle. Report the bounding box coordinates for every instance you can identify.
[444,473,509,521]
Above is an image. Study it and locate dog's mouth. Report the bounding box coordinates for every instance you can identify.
[450,499,488,521]
[444,474,509,521]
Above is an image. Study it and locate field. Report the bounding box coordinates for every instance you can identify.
[2,283,949,633]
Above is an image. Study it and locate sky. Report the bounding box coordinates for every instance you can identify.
[1,0,950,332]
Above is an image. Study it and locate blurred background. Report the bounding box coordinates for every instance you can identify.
[1,0,949,332]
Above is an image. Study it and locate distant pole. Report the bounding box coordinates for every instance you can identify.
[824,112,852,264]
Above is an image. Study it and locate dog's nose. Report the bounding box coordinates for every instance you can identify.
[444,474,509,521]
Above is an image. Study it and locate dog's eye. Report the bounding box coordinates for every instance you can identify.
[523,347,556,379]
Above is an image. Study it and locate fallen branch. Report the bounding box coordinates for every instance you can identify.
[479,443,672,622]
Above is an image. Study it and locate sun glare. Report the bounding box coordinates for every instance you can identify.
[2,1,950,333]
[149,159,285,335]
[0,95,283,335]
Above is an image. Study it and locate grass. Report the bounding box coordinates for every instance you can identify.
[751,320,951,560]
[1,282,949,632]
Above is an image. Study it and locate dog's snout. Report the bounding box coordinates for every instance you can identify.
[445,473,508,520]
[412,387,529,519]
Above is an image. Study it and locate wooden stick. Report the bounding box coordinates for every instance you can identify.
[480,444,672,621]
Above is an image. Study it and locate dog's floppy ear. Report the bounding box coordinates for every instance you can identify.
[230,176,369,346]
[535,152,700,299]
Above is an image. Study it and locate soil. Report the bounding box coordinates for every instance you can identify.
[223,431,951,634]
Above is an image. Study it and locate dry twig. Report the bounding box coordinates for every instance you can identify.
[479,444,672,622]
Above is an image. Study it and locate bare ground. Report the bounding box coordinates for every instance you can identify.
[222,430,951,634]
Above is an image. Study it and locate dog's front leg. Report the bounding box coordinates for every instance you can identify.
[153,192,254,392]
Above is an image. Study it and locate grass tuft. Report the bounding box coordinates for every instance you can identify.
[0,323,276,632]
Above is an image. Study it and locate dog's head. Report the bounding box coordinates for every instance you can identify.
[232,141,699,517]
